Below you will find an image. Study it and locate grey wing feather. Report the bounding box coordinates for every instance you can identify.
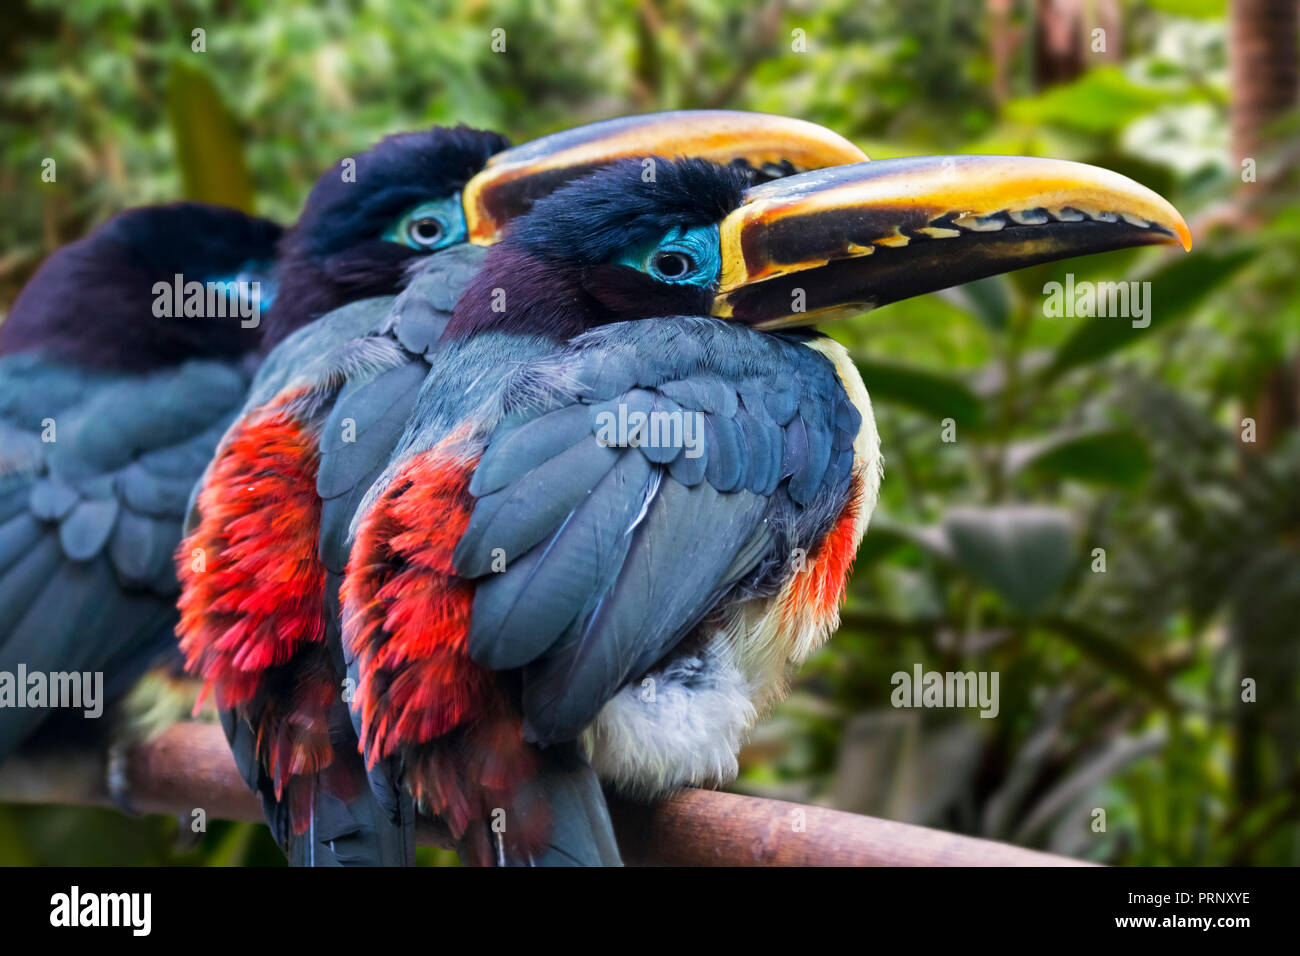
[0,356,248,758]
[454,320,860,746]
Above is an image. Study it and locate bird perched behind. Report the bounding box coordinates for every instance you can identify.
[0,202,283,763]
[0,125,507,780]
[176,111,869,865]
[331,153,1189,866]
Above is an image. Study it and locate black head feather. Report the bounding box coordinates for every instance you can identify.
[1,126,511,371]
[289,125,509,261]
[0,202,283,371]
[446,159,751,341]
[263,125,510,350]
[510,157,749,265]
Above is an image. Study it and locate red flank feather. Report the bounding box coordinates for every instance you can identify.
[783,476,862,621]
[177,387,326,708]
[342,441,547,854]
[176,387,335,833]
[342,442,492,763]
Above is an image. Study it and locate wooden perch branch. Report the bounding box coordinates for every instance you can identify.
[0,722,1088,866]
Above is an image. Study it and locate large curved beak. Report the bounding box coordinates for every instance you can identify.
[463,110,867,244]
[712,155,1192,328]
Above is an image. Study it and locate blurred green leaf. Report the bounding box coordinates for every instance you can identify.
[0,807,34,865]
[166,60,255,212]
[1043,247,1254,380]
[853,523,911,565]
[1007,428,1151,489]
[1013,728,1169,843]
[855,357,985,428]
[205,822,258,867]
[1146,0,1226,17]
[938,275,1013,332]
[858,517,957,564]
[1007,246,1144,299]
[942,506,1076,613]
[1007,68,1174,135]
[1040,617,1176,707]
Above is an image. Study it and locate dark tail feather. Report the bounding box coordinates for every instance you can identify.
[467,743,622,867]
[219,705,291,848]
[286,774,417,867]
[221,702,416,866]
[285,703,417,867]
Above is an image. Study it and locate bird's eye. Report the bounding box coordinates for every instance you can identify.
[616,225,721,288]
[407,217,445,248]
[651,250,694,281]
[384,196,468,252]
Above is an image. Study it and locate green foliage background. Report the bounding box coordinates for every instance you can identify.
[1,0,1297,865]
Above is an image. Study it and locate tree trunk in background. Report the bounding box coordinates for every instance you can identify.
[988,0,1019,103]
[1032,0,1121,88]
[632,0,663,109]
[1232,0,1299,455]
[1232,1,1300,448]
[1230,0,1299,165]
[1229,0,1299,808]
